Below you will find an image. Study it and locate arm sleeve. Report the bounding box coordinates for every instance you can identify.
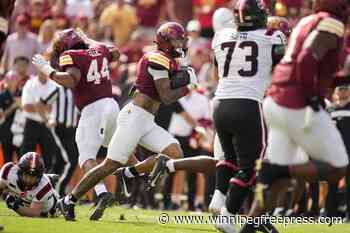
[147,53,170,80]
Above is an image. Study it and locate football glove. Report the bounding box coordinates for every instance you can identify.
[32,54,55,77]
[2,193,22,211]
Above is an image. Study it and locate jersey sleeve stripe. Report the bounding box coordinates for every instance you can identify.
[148,57,170,70]
[1,163,13,180]
[59,55,74,66]
[317,18,344,37]
[36,183,52,200]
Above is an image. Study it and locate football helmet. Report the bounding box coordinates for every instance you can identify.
[154,22,188,58]
[213,7,236,33]
[314,0,350,23]
[266,16,291,37]
[50,28,88,68]
[17,152,45,191]
[233,0,268,31]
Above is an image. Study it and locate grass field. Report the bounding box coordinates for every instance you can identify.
[0,202,350,233]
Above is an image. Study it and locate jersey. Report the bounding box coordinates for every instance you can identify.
[59,44,113,110]
[135,50,179,102]
[0,162,59,214]
[212,27,286,102]
[268,12,345,108]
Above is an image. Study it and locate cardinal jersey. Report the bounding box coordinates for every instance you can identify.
[0,162,58,214]
[268,12,345,108]
[135,51,179,102]
[212,27,286,102]
[59,44,113,110]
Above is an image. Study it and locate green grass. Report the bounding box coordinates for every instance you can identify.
[0,202,350,233]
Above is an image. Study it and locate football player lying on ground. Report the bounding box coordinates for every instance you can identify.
[240,0,350,233]
[51,22,199,221]
[0,152,59,217]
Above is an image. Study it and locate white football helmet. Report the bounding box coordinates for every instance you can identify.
[212,8,236,33]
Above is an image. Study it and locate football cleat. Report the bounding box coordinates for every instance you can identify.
[57,197,76,221]
[90,192,114,221]
[209,189,227,215]
[148,154,170,188]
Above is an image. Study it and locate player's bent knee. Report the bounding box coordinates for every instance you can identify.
[80,158,97,172]
[100,158,123,174]
[161,143,183,159]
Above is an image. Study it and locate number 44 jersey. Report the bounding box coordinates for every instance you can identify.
[59,44,113,110]
[212,27,287,102]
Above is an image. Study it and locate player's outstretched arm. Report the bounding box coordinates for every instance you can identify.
[14,201,44,217]
[32,54,81,88]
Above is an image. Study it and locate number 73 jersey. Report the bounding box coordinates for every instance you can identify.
[212,27,286,102]
[59,44,113,110]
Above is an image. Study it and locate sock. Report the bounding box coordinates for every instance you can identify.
[64,194,77,205]
[166,160,175,173]
[94,183,108,196]
[171,194,181,205]
[195,196,204,206]
[124,167,139,178]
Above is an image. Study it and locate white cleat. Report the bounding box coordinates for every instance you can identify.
[214,208,237,233]
[209,189,226,215]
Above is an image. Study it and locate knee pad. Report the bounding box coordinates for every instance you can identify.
[226,170,255,214]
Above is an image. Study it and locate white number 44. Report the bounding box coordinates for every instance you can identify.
[87,57,110,84]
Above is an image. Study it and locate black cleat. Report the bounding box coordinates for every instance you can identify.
[148,154,170,188]
[0,224,3,231]
[57,198,76,221]
[46,174,60,188]
[256,222,279,233]
[239,222,279,233]
[90,192,114,221]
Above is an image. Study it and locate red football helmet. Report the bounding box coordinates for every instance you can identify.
[17,152,45,190]
[50,28,88,68]
[154,22,188,58]
[266,16,291,37]
[314,0,350,23]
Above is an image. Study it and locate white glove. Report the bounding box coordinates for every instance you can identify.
[32,54,55,77]
[187,66,198,89]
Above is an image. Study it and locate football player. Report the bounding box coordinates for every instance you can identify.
[240,0,350,232]
[210,0,287,232]
[32,28,121,221]
[53,22,198,221]
[0,152,59,217]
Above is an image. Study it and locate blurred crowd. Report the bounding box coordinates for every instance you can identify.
[0,0,350,217]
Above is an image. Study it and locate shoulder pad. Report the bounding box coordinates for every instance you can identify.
[317,17,344,38]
